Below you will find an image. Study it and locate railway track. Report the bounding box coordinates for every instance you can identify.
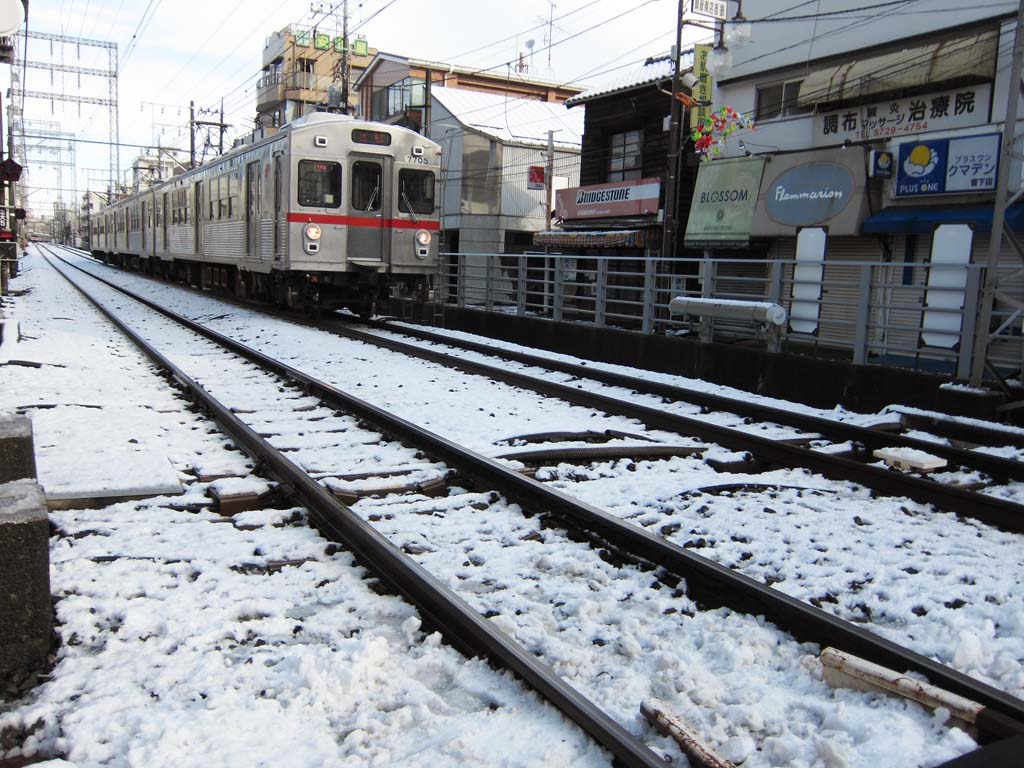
[40,246,1024,765]
[302,317,1024,532]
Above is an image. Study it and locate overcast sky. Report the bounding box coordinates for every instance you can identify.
[12,0,714,215]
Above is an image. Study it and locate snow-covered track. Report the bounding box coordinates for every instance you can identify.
[368,319,1024,481]
[40,248,665,768]
[316,318,1024,532]
[42,247,1024,753]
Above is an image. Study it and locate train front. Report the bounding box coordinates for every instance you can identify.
[287,114,441,315]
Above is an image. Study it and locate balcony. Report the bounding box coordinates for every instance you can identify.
[256,72,284,113]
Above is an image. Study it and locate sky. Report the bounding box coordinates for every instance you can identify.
[11,0,715,218]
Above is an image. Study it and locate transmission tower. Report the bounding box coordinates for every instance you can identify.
[11,30,119,198]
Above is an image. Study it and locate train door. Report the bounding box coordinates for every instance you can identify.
[348,155,390,264]
[273,152,283,261]
[246,160,260,259]
[141,201,147,250]
[193,181,202,254]
[162,192,168,248]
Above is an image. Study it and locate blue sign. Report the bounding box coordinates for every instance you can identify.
[764,162,855,226]
[896,133,1000,197]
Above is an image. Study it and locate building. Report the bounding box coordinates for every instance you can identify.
[526,53,701,331]
[679,0,1024,378]
[129,151,188,193]
[256,26,377,131]
[535,53,692,252]
[431,86,582,255]
[354,53,583,135]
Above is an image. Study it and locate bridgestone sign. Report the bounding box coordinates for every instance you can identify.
[556,178,661,220]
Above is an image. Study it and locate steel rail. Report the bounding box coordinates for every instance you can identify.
[371,319,1024,481]
[46,248,1024,740]
[40,250,667,768]
[319,320,1024,532]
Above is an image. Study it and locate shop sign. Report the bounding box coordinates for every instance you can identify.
[527,165,545,191]
[868,150,893,179]
[555,178,661,220]
[689,44,714,131]
[895,132,1000,197]
[812,83,991,146]
[750,147,868,237]
[684,157,765,246]
[765,162,855,226]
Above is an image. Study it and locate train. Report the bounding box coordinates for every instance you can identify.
[90,112,441,315]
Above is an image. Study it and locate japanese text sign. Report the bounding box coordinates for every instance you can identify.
[813,84,990,146]
[895,133,1000,197]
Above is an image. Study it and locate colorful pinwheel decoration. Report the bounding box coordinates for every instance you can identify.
[691,106,754,161]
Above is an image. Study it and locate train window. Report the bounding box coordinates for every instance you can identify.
[398,169,435,215]
[297,159,341,208]
[352,161,382,212]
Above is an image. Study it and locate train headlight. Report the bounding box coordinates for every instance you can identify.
[415,229,432,246]
[304,223,322,241]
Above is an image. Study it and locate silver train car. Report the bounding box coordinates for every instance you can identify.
[91,112,441,314]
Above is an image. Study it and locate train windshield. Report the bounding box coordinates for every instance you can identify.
[297,160,342,208]
[398,169,435,215]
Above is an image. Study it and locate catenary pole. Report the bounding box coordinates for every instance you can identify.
[969,0,1024,386]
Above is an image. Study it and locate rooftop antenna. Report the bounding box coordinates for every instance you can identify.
[525,38,535,74]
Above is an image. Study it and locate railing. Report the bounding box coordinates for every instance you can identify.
[435,252,1023,379]
[257,72,282,90]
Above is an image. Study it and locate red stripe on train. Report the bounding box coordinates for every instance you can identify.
[287,212,440,230]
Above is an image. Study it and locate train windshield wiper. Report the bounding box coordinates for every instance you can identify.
[401,190,419,224]
[364,185,379,213]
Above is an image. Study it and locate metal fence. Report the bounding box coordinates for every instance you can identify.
[436,252,1023,380]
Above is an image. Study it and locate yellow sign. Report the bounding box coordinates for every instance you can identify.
[690,44,713,131]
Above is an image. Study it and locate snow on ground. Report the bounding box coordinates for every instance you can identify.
[2,248,1020,766]
[52,249,1024,700]
[0,250,612,767]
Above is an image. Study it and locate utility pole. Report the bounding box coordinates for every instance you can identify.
[545,129,557,232]
[341,0,350,113]
[190,100,230,167]
[969,0,1024,387]
[660,0,686,261]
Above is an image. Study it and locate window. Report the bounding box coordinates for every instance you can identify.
[398,169,435,215]
[370,77,425,121]
[608,129,642,182]
[171,188,189,225]
[352,161,382,211]
[295,58,315,89]
[298,159,342,208]
[755,80,812,121]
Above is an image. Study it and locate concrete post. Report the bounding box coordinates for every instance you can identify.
[0,414,36,484]
[0,479,52,677]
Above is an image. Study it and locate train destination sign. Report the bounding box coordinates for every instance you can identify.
[684,157,765,247]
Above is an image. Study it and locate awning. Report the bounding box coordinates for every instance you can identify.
[861,204,1024,234]
[532,229,660,248]
[798,29,998,106]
